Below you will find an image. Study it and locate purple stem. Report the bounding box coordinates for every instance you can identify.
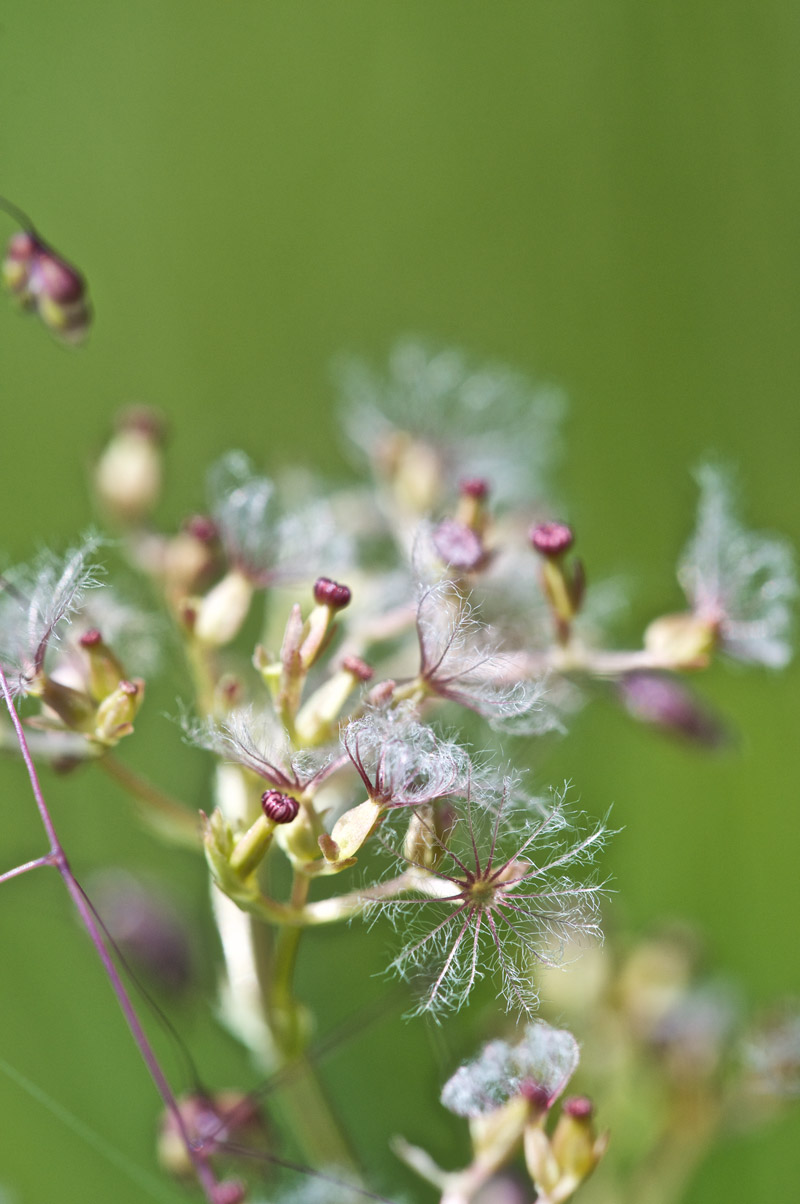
[0,665,223,1204]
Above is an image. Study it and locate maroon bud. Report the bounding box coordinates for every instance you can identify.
[79,628,103,648]
[342,654,374,682]
[183,514,219,543]
[519,1080,552,1112]
[530,521,574,557]
[432,518,485,571]
[459,477,490,500]
[563,1095,594,1120]
[36,251,85,303]
[261,790,299,824]
[313,577,352,609]
[619,671,726,747]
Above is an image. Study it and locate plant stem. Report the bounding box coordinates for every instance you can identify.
[0,666,225,1204]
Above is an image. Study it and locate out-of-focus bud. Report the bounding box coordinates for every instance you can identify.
[95,406,166,524]
[157,1090,265,1179]
[457,477,491,533]
[530,522,583,643]
[530,522,574,559]
[380,431,443,514]
[2,230,37,298]
[547,1097,608,1197]
[617,930,698,1040]
[403,800,457,870]
[294,653,373,746]
[618,670,726,747]
[3,221,91,344]
[433,518,487,572]
[643,612,717,669]
[79,628,126,701]
[93,677,145,745]
[193,569,254,646]
[90,869,193,994]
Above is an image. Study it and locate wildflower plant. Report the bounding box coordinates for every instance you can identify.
[0,268,797,1203]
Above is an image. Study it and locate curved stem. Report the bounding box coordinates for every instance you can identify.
[0,194,38,234]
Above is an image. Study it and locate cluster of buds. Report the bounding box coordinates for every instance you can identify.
[2,206,91,343]
[28,626,145,750]
[397,1022,607,1204]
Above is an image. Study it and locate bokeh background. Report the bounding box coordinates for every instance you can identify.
[1,3,798,1202]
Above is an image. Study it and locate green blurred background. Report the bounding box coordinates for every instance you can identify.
[1,3,798,1202]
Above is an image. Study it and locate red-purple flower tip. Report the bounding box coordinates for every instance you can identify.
[313,577,352,609]
[432,518,485,571]
[119,679,140,696]
[459,477,490,500]
[563,1095,594,1120]
[342,654,374,681]
[529,521,574,558]
[519,1080,553,1111]
[79,628,103,648]
[261,790,299,824]
[183,514,219,543]
[619,672,726,747]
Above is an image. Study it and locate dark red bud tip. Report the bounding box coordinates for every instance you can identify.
[342,654,374,682]
[213,1182,247,1204]
[184,514,219,543]
[459,477,490,500]
[520,1080,552,1111]
[79,628,103,648]
[261,790,299,824]
[563,1095,594,1120]
[313,577,352,609]
[530,521,574,557]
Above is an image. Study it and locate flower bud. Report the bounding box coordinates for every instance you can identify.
[456,477,491,536]
[157,1091,264,1179]
[529,522,574,558]
[193,569,254,646]
[79,628,127,701]
[2,230,37,297]
[95,407,166,523]
[618,671,725,747]
[433,518,487,572]
[403,800,457,870]
[548,1096,608,1198]
[261,789,299,824]
[93,677,145,746]
[313,576,352,609]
